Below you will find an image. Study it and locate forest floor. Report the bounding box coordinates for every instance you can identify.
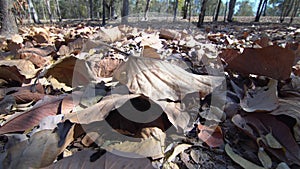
[0,16,299,169]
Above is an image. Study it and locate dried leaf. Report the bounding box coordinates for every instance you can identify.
[18,47,53,67]
[225,144,265,169]
[258,148,272,169]
[96,26,122,43]
[114,56,223,101]
[241,79,279,112]
[0,60,39,83]
[197,124,224,148]
[167,143,192,162]
[225,45,295,80]
[3,128,74,169]
[0,96,63,134]
[42,150,155,169]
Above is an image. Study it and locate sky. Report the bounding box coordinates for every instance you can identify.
[221,0,259,13]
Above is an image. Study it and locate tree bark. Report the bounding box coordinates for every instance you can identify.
[27,0,40,23]
[214,0,221,21]
[227,0,236,22]
[144,0,151,20]
[173,0,178,22]
[55,0,62,21]
[89,0,93,19]
[255,0,267,22]
[102,0,106,25]
[290,0,299,24]
[45,0,53,23]
[197,0,208,27]
[121,0,129,23]
[0,0,18,35]
[182,0,189,19]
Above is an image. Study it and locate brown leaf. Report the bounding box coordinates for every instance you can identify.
[225,45,295,80]
[142,46,161,59]
[18,47,53,67]
[0,96,63,134]
[197,124,224,148]
[232,113,300,166]
[42,150,155,169]
[241,79,279,112]
[45,56,95,87]
[0,60,39,84]
[3,128,74,169]
[113,56,223,101]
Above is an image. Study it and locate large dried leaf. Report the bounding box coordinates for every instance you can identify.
[241,79,279,112]
[65,94,140,124]
[96,27,122,43]
[0,60,39,83]
[45,56,95,87]
[232,113,300,166]
[0,96,63,134]
[2,128,74,169]
[197,124,224,148]
[42,150,155,169]
[113,56,223,101]
[224,45,295,80]
[105,127,165,159]
[271,97,300,142]
[18,47,53,67]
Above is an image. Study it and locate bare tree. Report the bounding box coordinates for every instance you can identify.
[214,0,222,21]
[255,0,268,22]
[102,0,106,25]
[89,0,93,19]
[280,0,293,23]
[197,0,208,27]
[144,0,151,20]
[290,0,299,24]
[27,0,40,23]
[121,0,129,23]
[173,0,178,21]
[0,0,18,35]
[55,0,62,21]
[45,0,53,23]
[227,0,236,22]
[183,0,190,19]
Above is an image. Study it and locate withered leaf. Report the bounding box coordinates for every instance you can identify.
[0,96,63,134]
[114,56,223,101]
[224,45,295,80]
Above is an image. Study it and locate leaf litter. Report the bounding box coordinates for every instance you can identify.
[0,20,299,169]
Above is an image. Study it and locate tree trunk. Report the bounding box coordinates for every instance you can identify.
[110,0,116,19]
[255,0,267,22]
[55,0,62,21]
[89,0,93,19]
[173,0,178,22]
[197,0,208,27]
[45,0,53,23]
[280,0,293,23]
[182,0,189,19]
[27,0,40,23]
[102,0,106,25]
[290,0,299,24]
[144,0,151,20]
[227,0,236,22]
[121,0,129,23]
[0,0,18,35]
[214,0,221,21]
[224,1,228,22]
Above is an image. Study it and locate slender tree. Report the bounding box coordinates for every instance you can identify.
[290,0,299,24]
[214,0,222,21]
[197,0,208,27]
[89,0,93,19]
[55,0,62,21]
[173,0,179,21]
[27,0,40,23]
[45,0,53,22]
[0,0,18,35]
[227,0,236,22]
[102,0,106,25]
[121,0,129,23]
[255,0,268,22]
[182,0,190,19]
[280,0,293,23]
[144,0,151,20]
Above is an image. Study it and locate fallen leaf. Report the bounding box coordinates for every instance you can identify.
[241,79,279,112]
[197,124,224,148]
[225,144,265,169]
[113,56,223,101]
[167,143,192,162]
[42,150,155,169]
[0,96,63,134]
[224,45,295,80]
[257,147,272,169]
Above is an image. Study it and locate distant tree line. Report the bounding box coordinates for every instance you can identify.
[0,0,299,34]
